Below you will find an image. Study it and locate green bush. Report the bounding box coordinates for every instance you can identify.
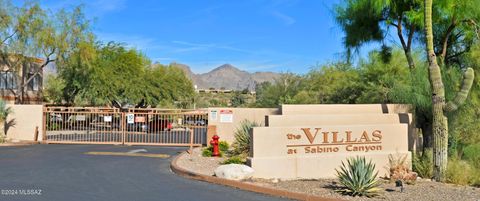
[471,167,480,187]
[222,155,245,164]
[0,134,5,143]
[232,120,259,156]
[446,158,473,185]
[202,147,213,157]
[388,154,416,184]
[201,141,229,157]
[462,143,480,168]
[0,99,13,138]
[413,149,433,179]
[219,141,229,153]
[335,156,381,197]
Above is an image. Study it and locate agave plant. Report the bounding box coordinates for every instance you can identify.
[0,100,13,141]
[0,100,12,122]
[231,120,259,156]
[335,156,381,197]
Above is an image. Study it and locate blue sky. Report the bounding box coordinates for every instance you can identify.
[28,0,377,74]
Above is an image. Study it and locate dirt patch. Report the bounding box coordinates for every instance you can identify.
[175,147,225,176]
[253,178,480,201]
[175,148,480,201]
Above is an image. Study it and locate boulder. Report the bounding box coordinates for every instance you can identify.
[214,164,254,181]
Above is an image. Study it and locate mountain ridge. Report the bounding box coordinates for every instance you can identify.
[171,63,280,91]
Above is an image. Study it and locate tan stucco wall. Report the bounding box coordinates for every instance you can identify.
[5,104,43,141]
[249,124,411,179]
[268,113,416,151]
[267,114,411,126]
[207,107,280,143]
[248,104,412,179]
[281,104,412,115]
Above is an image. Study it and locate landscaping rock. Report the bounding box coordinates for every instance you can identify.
[214,164,254,181]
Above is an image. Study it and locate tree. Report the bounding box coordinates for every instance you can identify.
[335,0,480,150]
[255,73,304,107]
[0,1,94,103]
[423,0,475,181]
[144,63,195,107]
[335,0,480,69]
[51,42,195,107]
[59,42,147,105]
[356,50,411,103]
[230,91,246,107]
[432,0,480,66]
[43,74,65,104]
[335,0,422,69]
[305,63,362,104]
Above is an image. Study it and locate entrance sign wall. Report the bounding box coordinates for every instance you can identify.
[248,104,412,179]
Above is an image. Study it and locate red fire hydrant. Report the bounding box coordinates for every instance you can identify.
[210,135,220,157]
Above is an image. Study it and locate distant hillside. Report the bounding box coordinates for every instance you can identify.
[172,63,280,91]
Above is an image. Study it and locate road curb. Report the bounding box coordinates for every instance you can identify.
[170,151,342,201]
[0,141,40,147]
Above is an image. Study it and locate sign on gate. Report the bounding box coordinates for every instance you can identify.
[104,116,112,122]
[135,116,146,123]
[220,109,233,123]
[127,113,135,124]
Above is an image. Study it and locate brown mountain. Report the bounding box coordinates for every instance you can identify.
[172,63,280,91]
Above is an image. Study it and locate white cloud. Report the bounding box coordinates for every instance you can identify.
[95,32,157,50]
[171,40,252,54]
[271,11,296,25]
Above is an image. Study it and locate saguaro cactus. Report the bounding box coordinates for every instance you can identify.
[424,0,475,181]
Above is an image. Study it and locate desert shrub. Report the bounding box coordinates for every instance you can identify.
[462,143,480,168]
[219,141,229,153]
[222,155,245,164]
[413,149,433,179]
[231,120,259,156]
[0,134,5,143]
[202,147,213,157]
[0,100,13,138]
[446,158,473,185]
[388,154,417,184]
[473,169,480,187]
[202,140,229,157]
[202,146,224,157]
[335,156,381,197]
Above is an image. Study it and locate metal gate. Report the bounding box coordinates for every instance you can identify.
[42,107,208,147]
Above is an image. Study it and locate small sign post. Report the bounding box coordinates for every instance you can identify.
[219,109,233,123]
[127,114,135,124]
[104,116,112,122]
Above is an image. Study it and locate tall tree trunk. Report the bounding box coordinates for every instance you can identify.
[425,0,448,181]
[405,49,415,69]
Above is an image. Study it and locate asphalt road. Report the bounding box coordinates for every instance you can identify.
[0,145,288,201]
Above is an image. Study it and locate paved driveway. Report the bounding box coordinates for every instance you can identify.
[0,145,288,201]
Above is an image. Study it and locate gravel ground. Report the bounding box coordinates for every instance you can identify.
[176,147,226,176]
[254,179,480,201]
[176,148,480,201]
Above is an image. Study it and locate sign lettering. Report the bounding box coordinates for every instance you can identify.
[286,128,384,155]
